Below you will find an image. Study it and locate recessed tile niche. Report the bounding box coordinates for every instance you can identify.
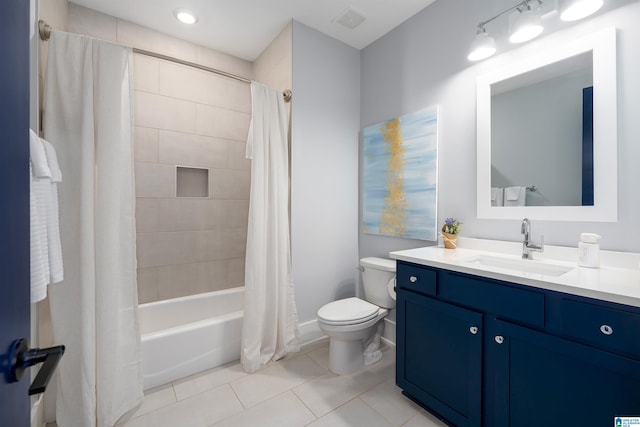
[176,166,209,198]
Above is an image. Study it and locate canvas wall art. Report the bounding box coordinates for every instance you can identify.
[362,106,438,241]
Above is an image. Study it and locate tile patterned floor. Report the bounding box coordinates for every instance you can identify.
[51,340,448,427]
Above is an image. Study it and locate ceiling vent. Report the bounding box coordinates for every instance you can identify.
[332,7,367,30]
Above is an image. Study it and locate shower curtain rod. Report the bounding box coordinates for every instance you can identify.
[38,20,293,103]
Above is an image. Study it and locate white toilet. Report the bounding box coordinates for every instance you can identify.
[317,257,396,375]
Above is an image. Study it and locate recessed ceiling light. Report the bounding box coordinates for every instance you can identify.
[174,8,198,25]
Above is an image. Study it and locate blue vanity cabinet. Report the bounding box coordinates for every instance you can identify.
[493,319,640,427]
[396,287,483,427]
[395,260,640,427]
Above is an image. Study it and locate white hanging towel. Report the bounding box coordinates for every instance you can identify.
[42,138,64,284]
[491,187,504,206]
[29,130,64,303]
[30,129,51,178]
[30,129,51,303]
[504,186,526,206]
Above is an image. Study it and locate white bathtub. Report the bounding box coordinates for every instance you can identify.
[139,287,244,390]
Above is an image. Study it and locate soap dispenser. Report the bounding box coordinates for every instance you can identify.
[578,233,601,268]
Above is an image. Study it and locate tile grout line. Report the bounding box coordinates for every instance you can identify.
[133,87,251,116]
[227,377,248,411]
[135,125,251,145]
[358,392,399,427]
[291,388,320,424]
[121,385,180,423]
[170,382,179,402]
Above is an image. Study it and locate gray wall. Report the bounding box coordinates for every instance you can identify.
[291,21,361,323]
[360,0,640,258]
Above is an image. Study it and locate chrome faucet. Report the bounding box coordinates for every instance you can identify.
[521,218,544,260]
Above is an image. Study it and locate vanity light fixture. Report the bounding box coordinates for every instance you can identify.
[468,0,543,62]
[174,8,198,25]
[560,0,604,21]
[468,0,604,61]
[468,26,497,61]
[509,5,544,43]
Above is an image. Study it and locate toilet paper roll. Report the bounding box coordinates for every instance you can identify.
[387,277,396,301]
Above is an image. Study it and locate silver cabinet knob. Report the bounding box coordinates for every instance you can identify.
[495,335,504,344]
[600,324,613,335]
[469,326,478,335]
[409,276,418,283]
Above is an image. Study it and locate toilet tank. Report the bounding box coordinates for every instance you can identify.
[360,257,396,309]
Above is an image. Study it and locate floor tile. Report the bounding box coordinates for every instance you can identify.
[300,337,329,354]
[402,410,449,427]
[293,367,386,418]
[211,391,315,427]
[308,398,392,427]
[366,345,397,380]
[118,384,242,427]
[51,341,413,427]
[360,380,420,426]
[230,354,326,408]
[173,361,247,401]
[124,384,177,420]
[306,346,329,371]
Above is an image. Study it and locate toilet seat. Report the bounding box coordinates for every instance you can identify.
[317,297,380,326]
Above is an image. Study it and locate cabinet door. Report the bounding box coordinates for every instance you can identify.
[494,319,640,427]
[397,289,483,427]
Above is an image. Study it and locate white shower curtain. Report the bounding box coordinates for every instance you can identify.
[242,82,299,373]
[43,31,143,427]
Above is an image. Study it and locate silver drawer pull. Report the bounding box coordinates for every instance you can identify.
[409,276,418,283]
[600,324,613,335]
[495,335,504,344]
[469,326,478,335]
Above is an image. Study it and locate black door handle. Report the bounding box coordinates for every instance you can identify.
[5,338,65,395]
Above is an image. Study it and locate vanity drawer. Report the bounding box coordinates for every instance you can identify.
[397,262,437,297]
[561,299,640,358]
[439,272,545,327]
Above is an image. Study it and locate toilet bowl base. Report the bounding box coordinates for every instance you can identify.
[328,338,365,375]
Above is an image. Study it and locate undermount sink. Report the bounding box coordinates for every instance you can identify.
[463,254,574,277]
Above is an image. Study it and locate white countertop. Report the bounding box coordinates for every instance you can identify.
[389,237,640,308]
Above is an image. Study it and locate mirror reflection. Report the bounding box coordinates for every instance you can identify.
[490,51,593,207]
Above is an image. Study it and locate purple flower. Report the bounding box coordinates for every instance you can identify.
[442,217,462,235]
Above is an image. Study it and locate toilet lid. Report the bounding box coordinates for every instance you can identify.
[317,297,380,325]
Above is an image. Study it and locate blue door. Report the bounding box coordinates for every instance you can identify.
[0,0,32,425]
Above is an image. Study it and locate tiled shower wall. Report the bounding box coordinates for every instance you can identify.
[133,55,251,303]
[66,4,253,303]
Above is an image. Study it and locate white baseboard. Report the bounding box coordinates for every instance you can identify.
[298,317,396,347]
[298,319,326,347]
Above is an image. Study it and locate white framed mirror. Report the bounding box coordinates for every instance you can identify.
[476,26,617,222]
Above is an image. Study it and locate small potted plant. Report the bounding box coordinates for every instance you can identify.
[441,217,462,249]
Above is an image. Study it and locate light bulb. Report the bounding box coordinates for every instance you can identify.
[468,31,497,61]
[561,0,604,21]
[509,9,543,43]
